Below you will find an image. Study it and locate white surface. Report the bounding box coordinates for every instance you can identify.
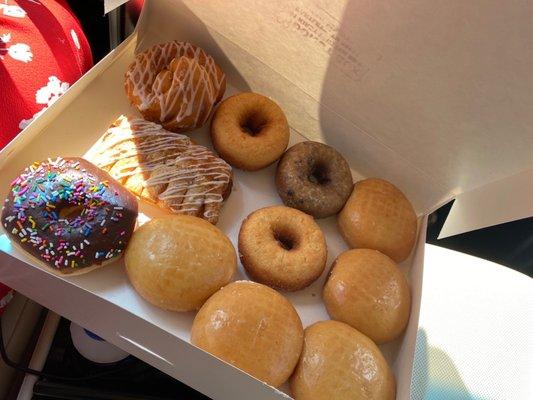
[412,245,533,399]
[104,0,128,14]
[440,168,533,238]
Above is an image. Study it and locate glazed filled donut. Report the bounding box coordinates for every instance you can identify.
[338,178,417,263]
[276,141,353,218]
[191,281,304,387]
[323,249,411,344]
[1,157,138,275]
[290,320,396,400]
[211,92,290,170]
[125,41,226,132]
[238,205,327,291]
[124,215,236,312]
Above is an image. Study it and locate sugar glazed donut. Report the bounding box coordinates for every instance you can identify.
[276,141,353,218]
[238,206,327,291]
[338,178,417,263]
[290,320,396,400]
[191,281,304,387]
[323,249,411,344]
[124,215,236,311]
[211,92,290,170]
[125,41,226,132]
[1,157,138,275]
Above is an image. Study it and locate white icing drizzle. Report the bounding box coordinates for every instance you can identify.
[125,41,225,130]
[87,116,231,222]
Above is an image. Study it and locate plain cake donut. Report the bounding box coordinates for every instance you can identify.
[238,205,327,291]
[276,141,353,218]
[1,157,138,275]
[211,92,290,171]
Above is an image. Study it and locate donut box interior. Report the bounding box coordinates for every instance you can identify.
[2,1,533,398]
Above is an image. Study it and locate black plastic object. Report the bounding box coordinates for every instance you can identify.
[33,318,210,400]
[427,201,533,277]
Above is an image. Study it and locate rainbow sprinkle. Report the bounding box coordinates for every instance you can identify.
[1,157,135,271]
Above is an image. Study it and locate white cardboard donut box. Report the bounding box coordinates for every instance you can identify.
[2,1,533,399]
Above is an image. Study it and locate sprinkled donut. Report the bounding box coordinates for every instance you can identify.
[276,141,353,218]
[125,41,226,132]
[1,157,138,275]
[238,206,327,291]
[211,92,290,171]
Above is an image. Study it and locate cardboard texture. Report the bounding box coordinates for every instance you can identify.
[0,0,531,398]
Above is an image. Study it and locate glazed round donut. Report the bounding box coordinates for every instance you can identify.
[125,41,226,132]
[1,157,138,275]
[276,141,353,218]
[191,281,304,387]
[290,320,396,400]
[238,205,327,291]
[211,92,290,171]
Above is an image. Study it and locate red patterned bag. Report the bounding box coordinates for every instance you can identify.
[0,0,93,148]
[0,0,93,312]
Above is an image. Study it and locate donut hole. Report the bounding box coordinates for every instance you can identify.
[309,162,330,185]
[240,112,267,137]
[58,204,85,220]
[272,228,298,251]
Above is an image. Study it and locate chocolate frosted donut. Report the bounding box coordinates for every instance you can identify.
[1,157,138,275]
[276,142,353,218]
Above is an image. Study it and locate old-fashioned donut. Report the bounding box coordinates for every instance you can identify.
[238,205,327,291]
[211,92,290,171]
[276,141,353,218]
[125,41,226,132]
[1,157,138,275]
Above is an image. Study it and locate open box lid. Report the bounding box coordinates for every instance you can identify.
[111,0,533,236]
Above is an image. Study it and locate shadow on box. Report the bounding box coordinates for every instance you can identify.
[315,1,471,398]
[136,1,252,94]
[318,2,531,398]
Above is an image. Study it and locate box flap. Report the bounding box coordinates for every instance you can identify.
[135,0,533,223]
[104,0,128,14]
[439,168,533,238]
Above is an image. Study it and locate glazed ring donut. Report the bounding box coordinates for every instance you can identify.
[125,41,226,132]
[238,205,327,291]
[1,157,138,275]
[211,92,290,171]
[276,141,353,218]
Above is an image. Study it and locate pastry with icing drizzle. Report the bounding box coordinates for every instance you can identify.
[1,157,138,275]
[125,41,226,132]
[86,115,232,225]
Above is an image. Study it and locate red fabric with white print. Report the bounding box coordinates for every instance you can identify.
[0,0,93,149]
[0,0,93,314]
